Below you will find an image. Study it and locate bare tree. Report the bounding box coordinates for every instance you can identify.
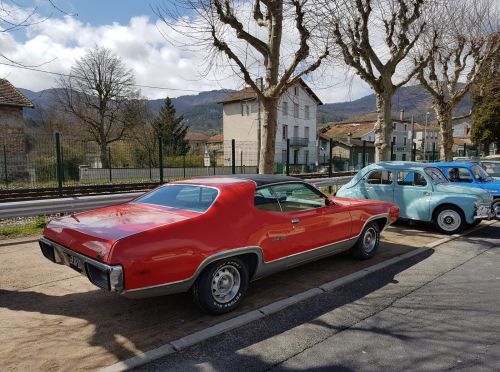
[157,0,329,173]
[415,0,499,161]
[322,0,430,161]
[55,46,139,168]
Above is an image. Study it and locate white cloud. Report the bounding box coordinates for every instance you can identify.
[0,6,370,103]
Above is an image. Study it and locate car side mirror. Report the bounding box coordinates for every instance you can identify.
[325,198,334,206]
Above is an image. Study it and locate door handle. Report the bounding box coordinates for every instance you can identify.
[423,191,431,196]
[291,218,300,224]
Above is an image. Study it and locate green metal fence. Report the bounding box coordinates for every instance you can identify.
[0,132,480,193]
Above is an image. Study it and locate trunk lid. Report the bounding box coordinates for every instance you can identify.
[43,202,199,261]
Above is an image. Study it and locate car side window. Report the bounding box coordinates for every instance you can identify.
[367,170,392,185]
[254,187,282,212]
[448,167,473,183]
[270,183,325,212]
[397,171,427,187]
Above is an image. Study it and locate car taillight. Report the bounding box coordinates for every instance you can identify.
[390,206,400,223]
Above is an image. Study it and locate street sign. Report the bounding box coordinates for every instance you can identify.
[204,152,210,167]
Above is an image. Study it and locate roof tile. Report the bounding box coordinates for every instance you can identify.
[0,79,33,108]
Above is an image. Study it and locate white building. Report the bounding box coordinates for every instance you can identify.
[220,80,322,170]
[412,123,440,158]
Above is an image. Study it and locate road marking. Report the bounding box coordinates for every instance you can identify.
[99,220,498,371]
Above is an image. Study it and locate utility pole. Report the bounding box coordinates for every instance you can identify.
[424,112,430,162]
[411,115,415,161]
[256,77,263,173]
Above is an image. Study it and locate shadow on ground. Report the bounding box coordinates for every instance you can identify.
[0,220,456,370]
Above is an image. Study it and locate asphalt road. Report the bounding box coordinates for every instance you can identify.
[136,223,500,371]
[0,222,441,371]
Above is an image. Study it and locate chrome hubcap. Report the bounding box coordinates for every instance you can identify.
[211,265,241,303]
[438,210,461,232]
[363,227,377,252]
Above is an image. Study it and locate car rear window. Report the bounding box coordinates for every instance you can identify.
[134,185,218,212]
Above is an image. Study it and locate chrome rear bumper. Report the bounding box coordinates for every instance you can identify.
[39,237,123,292]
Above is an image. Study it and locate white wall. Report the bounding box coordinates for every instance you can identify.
[223,83,319,167]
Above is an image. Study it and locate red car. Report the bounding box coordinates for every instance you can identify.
[40,175,399,314]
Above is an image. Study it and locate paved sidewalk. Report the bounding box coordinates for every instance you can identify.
[137,223,500,371]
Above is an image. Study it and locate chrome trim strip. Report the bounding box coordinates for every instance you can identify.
[123,213,391,298]
[39,237,124,292]
[123,246,264,298]
[252,238,356,280]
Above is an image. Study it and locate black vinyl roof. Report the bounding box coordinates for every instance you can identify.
[224,174,303,187]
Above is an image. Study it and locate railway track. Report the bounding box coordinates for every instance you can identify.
[0,182,160,203]
[0,171,358,203]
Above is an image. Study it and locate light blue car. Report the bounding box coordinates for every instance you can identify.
[432,162,500,218]
[336,162,493,234]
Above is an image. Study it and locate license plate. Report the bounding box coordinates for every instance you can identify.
[68,254,83,272]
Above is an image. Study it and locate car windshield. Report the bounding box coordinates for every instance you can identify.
[471,164,493,182]
[133,184,218,212]
[424,167,449,184]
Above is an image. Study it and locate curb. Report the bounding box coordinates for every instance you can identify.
[0,237,39,248]
[100,221,497,372]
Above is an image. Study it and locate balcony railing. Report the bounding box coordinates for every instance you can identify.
[288,137,309,147]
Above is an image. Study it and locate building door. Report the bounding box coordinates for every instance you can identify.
[293,149,299,164]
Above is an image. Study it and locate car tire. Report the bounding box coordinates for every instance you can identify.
[350,222,380,260]
[492,199,500,219]
[192,257,249,315]
[433,205,466,235]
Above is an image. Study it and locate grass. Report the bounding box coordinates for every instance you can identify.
[0,217,46,240]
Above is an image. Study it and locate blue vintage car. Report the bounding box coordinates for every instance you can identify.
[336,162,493,234]
[432,162,500,218]
[479,160,500,179]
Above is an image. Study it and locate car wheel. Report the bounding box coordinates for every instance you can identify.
[433,205,466,235]
[350,221,380,260]
[192,257,249,315]
[493,199,500,219]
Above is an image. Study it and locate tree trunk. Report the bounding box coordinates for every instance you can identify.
[259,98,279,174]
[374,90,393,162]
[435,105,453,161]
[100,141,109,169]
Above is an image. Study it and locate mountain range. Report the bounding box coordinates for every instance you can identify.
[19,84,472,134]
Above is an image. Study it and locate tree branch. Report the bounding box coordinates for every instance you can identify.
[213,0,269,58]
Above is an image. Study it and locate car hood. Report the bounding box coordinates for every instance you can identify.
[434,183,493,202]
[43,203,200,261]
[475,180,500,193]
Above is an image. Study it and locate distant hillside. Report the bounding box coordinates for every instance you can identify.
[20,87,234,134]
[18,84,472,134]
[321,84,472,123]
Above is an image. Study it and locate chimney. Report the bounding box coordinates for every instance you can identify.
[347,132,352,145]
[400,109,405,121]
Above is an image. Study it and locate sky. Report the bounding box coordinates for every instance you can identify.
[0,0,376,103]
